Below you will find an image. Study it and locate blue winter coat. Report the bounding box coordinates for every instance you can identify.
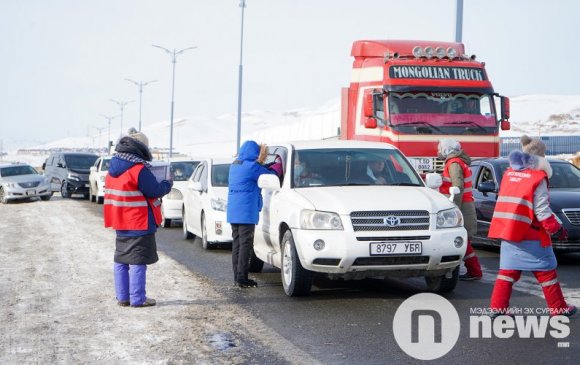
[108,157,172,236]
[227,141,276,224]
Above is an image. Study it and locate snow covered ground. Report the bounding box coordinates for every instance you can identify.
[1,94,579,167]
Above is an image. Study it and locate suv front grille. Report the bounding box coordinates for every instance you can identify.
[18,181,40,188]
[353,256,429,266]
[351,210,430,231]
[563,209,580,226]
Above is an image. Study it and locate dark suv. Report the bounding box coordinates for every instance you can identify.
[470,158,580,253]
[43,152,99,199]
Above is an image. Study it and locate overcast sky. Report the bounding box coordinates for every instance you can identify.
[1,0,579,149]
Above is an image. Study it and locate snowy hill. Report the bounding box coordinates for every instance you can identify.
[3,94,580,166]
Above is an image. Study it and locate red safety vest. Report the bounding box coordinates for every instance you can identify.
[104,164,162,230]
[439,157,473,202]
[488,168,551,246]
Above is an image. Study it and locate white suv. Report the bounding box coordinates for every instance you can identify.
[252,140,467,296]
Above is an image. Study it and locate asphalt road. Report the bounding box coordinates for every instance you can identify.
[85,201,580,364]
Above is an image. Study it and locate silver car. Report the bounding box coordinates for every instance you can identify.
[0,163,52,203]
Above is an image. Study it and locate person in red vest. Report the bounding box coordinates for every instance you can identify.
[438,139,482,280]
[488,147,576,317]
[104,128,173,307]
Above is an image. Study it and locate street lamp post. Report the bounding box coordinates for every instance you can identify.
[109,99,134,138]
[125,79,157,132]
[236,0,247,153]
[100,114,118,153]
[152,44,197,158]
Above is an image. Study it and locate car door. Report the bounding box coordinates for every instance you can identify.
[472,162,499,242]
[256,146,288,256]
[190,162,207,236]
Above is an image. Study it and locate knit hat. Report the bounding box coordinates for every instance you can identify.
[127,127,149,148]
[438,138,461,158]
[520,135,546,157]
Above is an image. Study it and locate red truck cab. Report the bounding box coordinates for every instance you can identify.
[341,40,510,173]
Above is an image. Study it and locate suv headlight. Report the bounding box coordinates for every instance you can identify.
[436,207,463,228]
[4,182,16,188]
[67,173,81,181]
[210,198,227,212]
[300,210,343,230]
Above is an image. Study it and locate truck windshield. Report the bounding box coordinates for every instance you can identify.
[292,148,423,188]
[388,92,497,134]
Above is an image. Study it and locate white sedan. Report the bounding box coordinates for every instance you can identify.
[252,140,467,296]
[89,156,112,204]
[160,159,200,227]
[182,158,232,249]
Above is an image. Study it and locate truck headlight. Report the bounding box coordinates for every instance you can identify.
[210,198,227,212]
[300,210,343,230]
[436,207,463,228]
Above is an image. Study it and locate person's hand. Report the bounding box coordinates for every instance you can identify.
[552,227,569,242]
[540,214,561,235]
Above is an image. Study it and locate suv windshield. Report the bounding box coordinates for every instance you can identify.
[292,148,423,188]
[64,155,98,169]
[0,165,38,177]
[170,161,199,181]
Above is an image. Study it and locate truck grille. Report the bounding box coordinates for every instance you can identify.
[18,181,40,188]
[351,210,430,231]
[563,209,580,226]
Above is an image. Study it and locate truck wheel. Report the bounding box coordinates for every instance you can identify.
[425,267,459,294]
[281,230,313,296]
[60,182,70,198]
[182,209,194,240]
[248,248,264,273]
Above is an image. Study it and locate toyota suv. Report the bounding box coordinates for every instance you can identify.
[251,140,467,296]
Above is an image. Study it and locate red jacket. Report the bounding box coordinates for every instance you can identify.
[104,164,162,230]
[440,157,473,202]
[488,168,552,246]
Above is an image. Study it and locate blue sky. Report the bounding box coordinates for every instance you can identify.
[1,0,579,149]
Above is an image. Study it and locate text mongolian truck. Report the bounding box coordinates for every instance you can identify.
[340,40,511,173]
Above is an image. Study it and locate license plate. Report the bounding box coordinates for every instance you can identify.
[408,157,434,171]
[26,190,36,196]
[369,242,422,255]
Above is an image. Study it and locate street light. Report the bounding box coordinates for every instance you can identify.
[100,114,118,153]
[109,99,134,138]
[236,0,247,153]
[125,79,157,132]
[88,125,106,151]
[152,44,197,158]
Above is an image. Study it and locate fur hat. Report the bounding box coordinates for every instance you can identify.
[520,135,546,157]
[438,138,461,157]
[127,127,149,148]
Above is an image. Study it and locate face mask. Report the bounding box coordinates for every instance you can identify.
[294,164,304,178]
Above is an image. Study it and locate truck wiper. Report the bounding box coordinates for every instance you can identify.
[446,121,487,133]
[396,121,443,134]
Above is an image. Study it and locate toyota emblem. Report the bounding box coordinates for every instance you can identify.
[384,216,400,227]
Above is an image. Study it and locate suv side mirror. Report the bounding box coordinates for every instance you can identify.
[478,180,497,193]
[425,173,442,189]
[57,162,65,168]
[258,174,281,190]
[90,166,97,173]
[190,181,203,192]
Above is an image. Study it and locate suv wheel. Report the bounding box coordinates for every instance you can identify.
[281,230,313,296]
[425,267,459,293]
[60,181,70,198]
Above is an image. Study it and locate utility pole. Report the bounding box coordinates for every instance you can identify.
[236,0,247,153]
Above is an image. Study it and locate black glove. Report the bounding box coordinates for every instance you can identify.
[552,227,569,242]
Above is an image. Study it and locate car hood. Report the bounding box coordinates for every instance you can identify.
[549,189,580,211]
[294,186,456,215]
[1,175,46,184]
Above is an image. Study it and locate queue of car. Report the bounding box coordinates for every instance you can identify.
[3,141,578,298]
